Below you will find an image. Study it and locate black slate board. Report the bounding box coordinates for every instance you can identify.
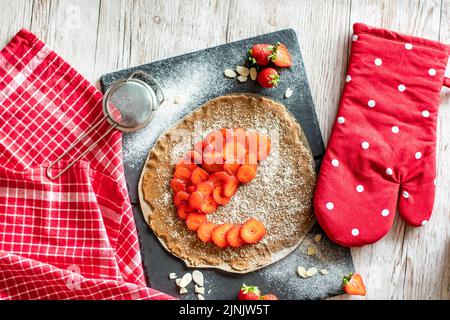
[100,29,354,300]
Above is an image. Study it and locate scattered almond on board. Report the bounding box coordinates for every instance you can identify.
[171,270,206,300]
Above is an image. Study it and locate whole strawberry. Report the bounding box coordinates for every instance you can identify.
[256,68,280,88]
[248,44,274,67]
[238,284,261,300]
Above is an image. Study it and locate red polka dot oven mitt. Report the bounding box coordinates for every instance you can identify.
[314,23,450,247]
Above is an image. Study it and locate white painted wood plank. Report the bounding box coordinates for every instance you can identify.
[347,0,447,300]
[29,0,101,81]
[226,0,352,143]
[0,0,33,48]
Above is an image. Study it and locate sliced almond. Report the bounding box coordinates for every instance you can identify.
[198,294,205,300]
[297,266,308,278]
[175,278,181,286]
[192,270,204,287]
[237,75,248,83]
[285,87,293,98]
[179,273,192,288]
[224,69,237,78]
[195,285,205,294]
[173,95,183,104]
[179,287,188,294]
[306,267,318,277]
[320,269,328,275]
[307,246,316,256]
[236,66,250,77]
[250,67,257,81]
[314,234,322,243]
[169,272,177,280]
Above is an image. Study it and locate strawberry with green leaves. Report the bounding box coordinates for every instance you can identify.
[256,68,279,88]
[343,273,366,296]
[269,42,292,67]
[237,284,261,300]
[248,44,274,67]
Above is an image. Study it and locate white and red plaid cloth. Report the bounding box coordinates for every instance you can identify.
[0,29,172,300]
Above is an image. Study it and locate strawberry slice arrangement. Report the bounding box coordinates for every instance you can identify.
[170,128,271,249]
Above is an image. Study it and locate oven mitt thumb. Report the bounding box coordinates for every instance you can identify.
[314,23,450,247]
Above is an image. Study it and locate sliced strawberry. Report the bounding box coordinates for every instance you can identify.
[202,163,224,174]
[191,167,209,185]
[174,191,190,207]
[226,225,245,248]
[270,42,292,68]
[197,222,217,243]
[200,195,218,214]
[240,218,266,244]
[184,150,202,164]
[205,130,225,152]
[220,128,235,141]
[202,151,224,173]
[209,171,231,187]
[186,213,207,231]
[257,134,271,161]
[187,185,196,193]
[236,164,257,184]
[177,203,194,220]
[243,152,258,170]
[189,191,204,210]
[223,141,246,162]
[170,178,187,193]
[175,159,197,171]
[211,223,234,248]
[212,186,231,205]
[343,273,366,296]
[223,175,239,197]
[261,294,278,300]
[233,128,246,145]
[197,180,215,196]
[223,161,241,176]
[173,166,192,184]
[246,131,258,150]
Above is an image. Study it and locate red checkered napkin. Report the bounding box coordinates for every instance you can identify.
[0,29,172,300]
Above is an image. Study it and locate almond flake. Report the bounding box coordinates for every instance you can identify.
[179,287,188,294]
[224,69,237,78]
[175,278,181,286]
[297,266,308,278]
[179,273,192,288]
[198,294,205,300]
[192,270,204,287]
[306,267,318,277]
[314,234,322,243]
[307,246,316,256]
[250,67,257,81]
[173,95,183,104]
[285,88,293,98]
[169,272,177,280]
[195,285,205,294]
[237,75,248,83]
[236,66,250,77]
[320,269,328,275]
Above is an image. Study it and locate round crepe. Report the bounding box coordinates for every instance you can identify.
[139,94,316,273]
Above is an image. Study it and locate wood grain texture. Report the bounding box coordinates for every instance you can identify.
[0,0,448,299]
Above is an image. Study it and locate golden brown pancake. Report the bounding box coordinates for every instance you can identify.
[139,94,316,273]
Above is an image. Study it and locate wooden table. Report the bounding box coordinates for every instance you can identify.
[1,0,448,300]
